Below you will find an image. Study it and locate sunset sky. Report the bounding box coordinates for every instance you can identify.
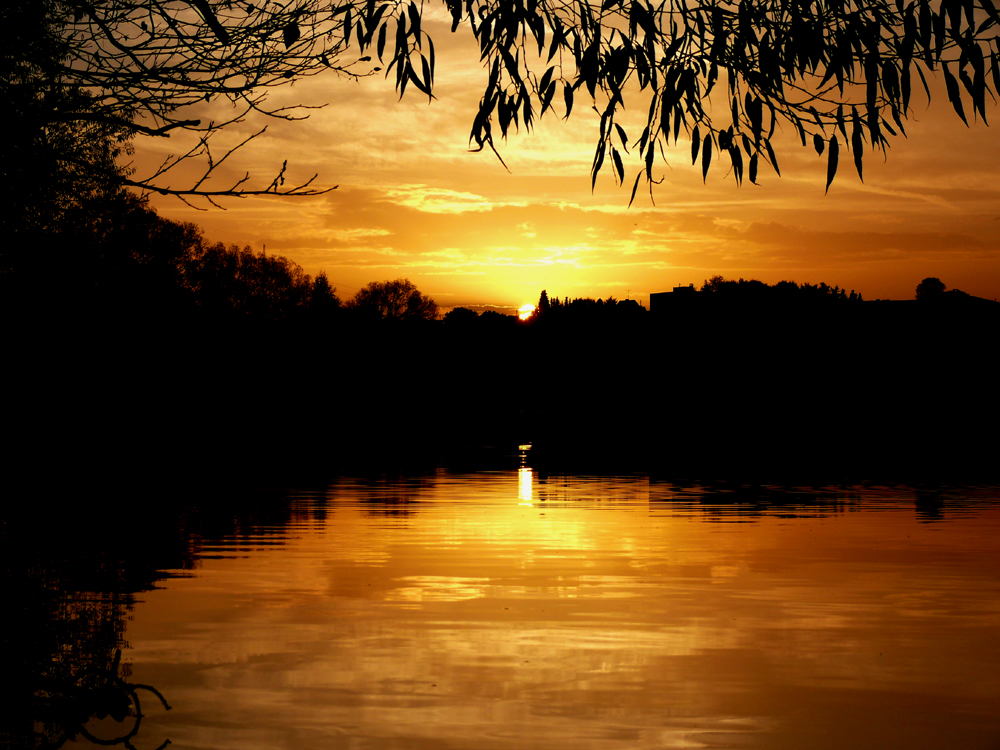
[138,9,1000,314]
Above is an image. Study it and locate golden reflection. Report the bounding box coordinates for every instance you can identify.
[518,466,533,506]
[385,576,490,603]
[123,476,1000,750]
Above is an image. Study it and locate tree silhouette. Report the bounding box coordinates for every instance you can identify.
[183,242,320,320]
[915,276,947,300]
[3,2,134,239]
[537,290,551,318]
[347,278,439,321]
[310,272,342,319]
[444,306,480,325]
[696,276,861,305]
[1,191,348,327]
[16,0,998,204]
[6,0,336,207]
[701,275,728,294]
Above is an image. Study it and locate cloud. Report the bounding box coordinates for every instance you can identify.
[741,221,996,261]
[381,185,526,213]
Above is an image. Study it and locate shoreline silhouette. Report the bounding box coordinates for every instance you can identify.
[4,201,998,486]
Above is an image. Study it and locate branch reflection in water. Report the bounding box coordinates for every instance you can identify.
[40,650,171,750]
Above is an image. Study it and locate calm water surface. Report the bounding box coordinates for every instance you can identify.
[52,472,1000,750]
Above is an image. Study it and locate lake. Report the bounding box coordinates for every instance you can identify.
[14,469,1000,750]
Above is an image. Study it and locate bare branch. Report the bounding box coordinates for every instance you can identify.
[121,176,336,201]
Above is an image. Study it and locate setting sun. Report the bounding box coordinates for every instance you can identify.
[518,304,536,321]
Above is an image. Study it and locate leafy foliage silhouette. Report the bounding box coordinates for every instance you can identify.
[699,275,863,301]
[915,276,947,299]
[443,306,480,325]
[347,278,439,321]
[1,195,341,324]
[188,243,330,319]
[13,0,999,205]
[3,3,133,236]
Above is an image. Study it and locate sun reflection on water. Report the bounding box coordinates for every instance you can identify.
[518,466,533,506]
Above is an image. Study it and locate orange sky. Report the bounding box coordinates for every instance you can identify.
[138,11,1000,313]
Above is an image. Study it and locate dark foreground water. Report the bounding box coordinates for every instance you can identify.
[10,472,1000,750]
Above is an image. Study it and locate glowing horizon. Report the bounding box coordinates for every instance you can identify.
[136,17,1000,312]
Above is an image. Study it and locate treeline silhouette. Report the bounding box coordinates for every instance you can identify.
[428,277,999,481]
[3,197,515,487]
[4,198,999,485]
[699,275,863,301]
[3,193,339,328]
[524,278,998,480]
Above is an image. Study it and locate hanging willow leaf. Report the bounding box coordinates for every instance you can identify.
[540,80,556,115]
[919,0,932,62]
[591,143,605,190]
[992,51,1000,99]
[882,61,900,102]
[813,133,825,155]
[615,123,629,153]
[539,66,554,96]
[891,103,907,136]
[765,139,780,176]
[851,107,864,181]
[836,104,847,140]
[691,125,700,164]
[377,23,387,60]
[730,146,743,185]
[748,96,763,143]
[407,1,421,42]
[942,63,969,125]
[971,47,987,122]
[701,133,712,181]
[749,152,758,183]
[629,171,643,207]
[959,67,975,100]
[902,63,912,112]
[906,65,926,106]
[612,147,625,184]
[933,7,946,60]
[826,135,839,193]
[794,119,806,146]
